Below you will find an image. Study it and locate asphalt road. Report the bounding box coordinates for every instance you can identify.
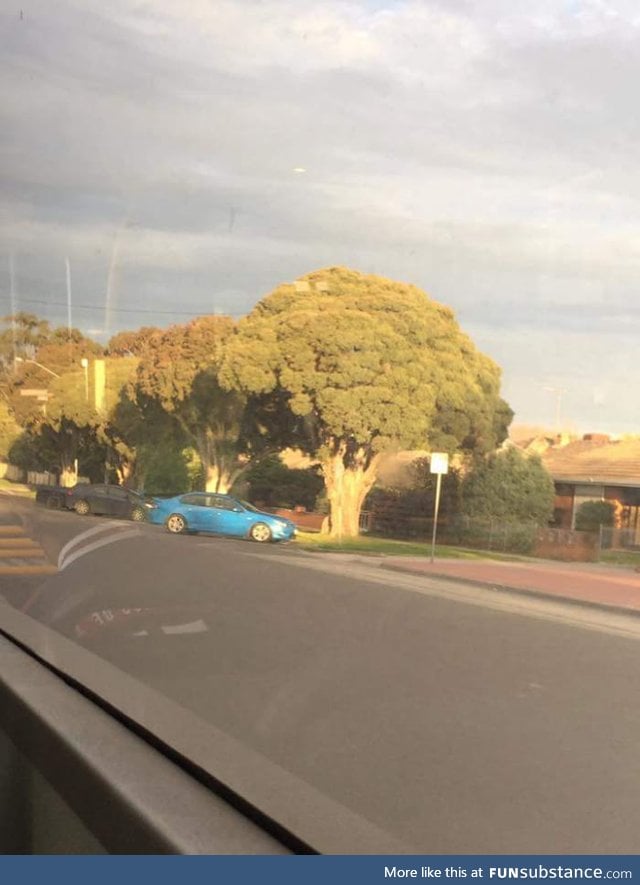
[3,495,640,854]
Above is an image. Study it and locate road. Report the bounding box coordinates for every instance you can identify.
[2,495,640,854]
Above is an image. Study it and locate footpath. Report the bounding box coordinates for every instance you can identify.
[381,556,640,617]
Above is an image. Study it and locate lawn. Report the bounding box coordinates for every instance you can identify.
[294,532,640,569]
[293,531,525,562]
[599,549,640,568]
[0,478,34,498]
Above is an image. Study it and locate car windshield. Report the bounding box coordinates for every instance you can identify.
[238,500,261,513]
[2,0,640,859]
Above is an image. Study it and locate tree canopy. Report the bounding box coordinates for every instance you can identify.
[135,316,250,492]
[107,326,161,357]
[221,266,512,536]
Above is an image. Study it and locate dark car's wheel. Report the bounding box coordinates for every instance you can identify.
[131,506,146,522]
[74,499,90,516]
[249,522,272,543]
[166,513,187,534]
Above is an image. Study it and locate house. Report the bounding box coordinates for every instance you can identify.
[539,434,640,538]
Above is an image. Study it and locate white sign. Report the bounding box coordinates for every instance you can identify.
[430,452,449,475]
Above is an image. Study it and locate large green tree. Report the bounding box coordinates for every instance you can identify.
[461,447,555,526]
[221,267,512,537]
[135,316,251,493]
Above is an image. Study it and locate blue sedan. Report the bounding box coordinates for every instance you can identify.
[148,492,296,543]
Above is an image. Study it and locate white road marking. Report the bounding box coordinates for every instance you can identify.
[59,527,141,570]
[58,521,133,569]
[161,619,208,635]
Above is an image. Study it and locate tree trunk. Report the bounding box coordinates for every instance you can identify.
[204,463,233,493]
[60,465,77,488]
[322,449,379,539]
[116,461,135,488]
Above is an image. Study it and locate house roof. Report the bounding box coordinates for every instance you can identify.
[542,438,640,486]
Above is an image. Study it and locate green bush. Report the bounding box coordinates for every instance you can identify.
[461,448,554,526]
[575,500,615,532]
[137,443,191,495]
[242,455,324,510]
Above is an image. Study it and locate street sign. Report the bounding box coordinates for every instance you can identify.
[429,452,449,562]
[430,452,449,474]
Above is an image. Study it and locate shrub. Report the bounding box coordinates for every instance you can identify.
[574,500,615,532]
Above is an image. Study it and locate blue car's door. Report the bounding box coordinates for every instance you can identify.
[177,494,210,531]
[206,495,251,537]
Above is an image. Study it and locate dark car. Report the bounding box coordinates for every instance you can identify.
[35,484,70,510]
[66,484,153,521]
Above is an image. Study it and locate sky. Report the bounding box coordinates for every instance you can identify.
[1,0,640,434]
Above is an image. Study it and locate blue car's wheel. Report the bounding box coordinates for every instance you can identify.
[166,513,188,534]
[249,522,272,543]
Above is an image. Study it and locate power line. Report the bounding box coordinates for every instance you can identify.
[7,294,247,319]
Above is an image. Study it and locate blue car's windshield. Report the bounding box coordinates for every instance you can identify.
[238,500,261,513]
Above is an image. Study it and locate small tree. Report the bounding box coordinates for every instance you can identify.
[0,399,21,461]
[136,316,252,493]
[461,447,554,526]
[575,500,615,532]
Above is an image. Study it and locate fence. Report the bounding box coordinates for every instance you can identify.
[363,508,540,553]
[3,463,25,482]
[600,526,640,551]
[361,508,601,560]
[27,470,58,487]
[3,467,91,488]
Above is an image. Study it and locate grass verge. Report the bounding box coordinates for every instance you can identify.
[293,532,525,561]
[599,549,640,568]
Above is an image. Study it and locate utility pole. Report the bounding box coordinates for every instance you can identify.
[81,358,89,402]
[66,257,73,367]
[9,254,16,369]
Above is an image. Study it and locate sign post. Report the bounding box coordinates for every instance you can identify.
[429,452,449,563]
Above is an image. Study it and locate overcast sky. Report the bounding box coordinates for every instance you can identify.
[2,0,639,433]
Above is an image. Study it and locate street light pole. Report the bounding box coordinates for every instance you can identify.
[13,357,60,379]
[80,358,89,401]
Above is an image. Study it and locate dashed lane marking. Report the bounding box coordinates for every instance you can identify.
[0,546,47,558]
[0,521,57,576]
[0,536,39,547]
[0,564,58,575]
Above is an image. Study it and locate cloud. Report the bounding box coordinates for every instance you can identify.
[2,0,640,429]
